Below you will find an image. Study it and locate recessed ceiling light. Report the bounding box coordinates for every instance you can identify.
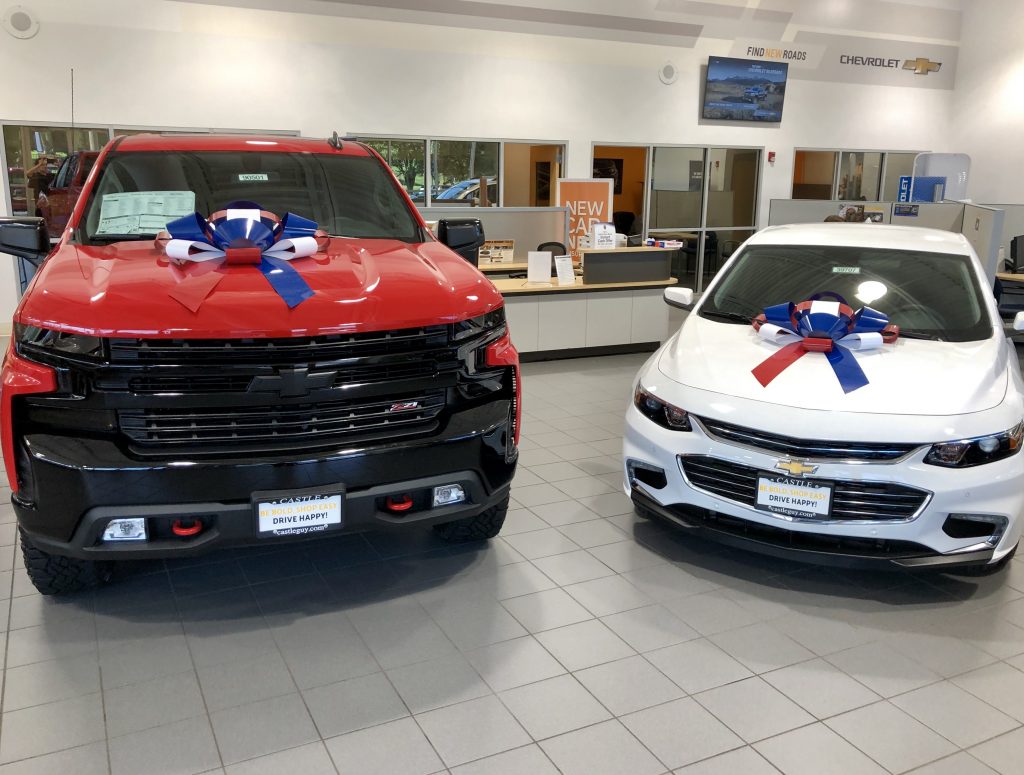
[3,6,39,39]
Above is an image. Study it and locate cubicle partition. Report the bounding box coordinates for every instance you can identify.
[418,206,569,261]
[768,199,1003,281]
[981,204,1024,268]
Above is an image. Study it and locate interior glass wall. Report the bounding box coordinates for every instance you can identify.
[881,152,917,201]
[792,150,836,200]
[362,138,426,202]
[430,140,500,206]
[3,125,107,216]
[502,143,563,207]
[838,151,882,200]
[592,145,646,237]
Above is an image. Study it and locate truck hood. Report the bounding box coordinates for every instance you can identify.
[16,239,503,337]
[658,315,1009,416]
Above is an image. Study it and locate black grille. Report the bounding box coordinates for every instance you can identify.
[108,326,450,364]
[118,390,446,453]
[680,455,928,521]
[695,416,920,462]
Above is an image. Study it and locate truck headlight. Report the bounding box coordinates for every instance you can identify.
[15,323,104,361]
[453,307,506,340]
[634,385,691,431]
[924,422,1024,468]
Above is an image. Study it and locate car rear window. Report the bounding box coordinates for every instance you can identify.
[701,243,993,342]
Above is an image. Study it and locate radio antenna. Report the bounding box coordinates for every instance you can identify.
[70,67,75,138]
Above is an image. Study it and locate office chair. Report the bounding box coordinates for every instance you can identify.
[537,241,567,277]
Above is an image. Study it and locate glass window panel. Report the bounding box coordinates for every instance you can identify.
[705,148,759,228]
[503,143,562,207]
[431,140,500,206]
[838,151,881,201]
[361,138,426,203]
[593,145,646,236]
[881,152,918,201]
[649,146,705,230]
[792,150,836,199]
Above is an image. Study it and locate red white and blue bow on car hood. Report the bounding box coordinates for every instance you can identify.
[161,201,325,311]
[751,292,899,394]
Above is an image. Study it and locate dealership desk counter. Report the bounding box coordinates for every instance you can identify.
[491,277,676,359]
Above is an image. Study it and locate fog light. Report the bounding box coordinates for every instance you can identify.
[102,518,147,542]
[433,484,466,507]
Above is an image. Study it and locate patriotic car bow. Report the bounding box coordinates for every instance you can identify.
[751,292,899,394]
[160,202,326,312]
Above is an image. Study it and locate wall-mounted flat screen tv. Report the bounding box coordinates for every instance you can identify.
[702,56,789,122]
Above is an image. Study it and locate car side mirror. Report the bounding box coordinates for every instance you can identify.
[664,286,695,311]
[1014,311,1024,332]
[0,217,50,262]
[437,218,485,267]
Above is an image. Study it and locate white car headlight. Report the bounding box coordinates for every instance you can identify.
[924,422,1024,468]
[634,385,691,431]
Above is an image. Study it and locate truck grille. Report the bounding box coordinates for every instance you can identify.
[695,416,920,462]
[108,327,451,364]
[119,390,446,453]
[680,456,929,521]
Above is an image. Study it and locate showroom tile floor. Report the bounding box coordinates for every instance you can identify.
[0,351,1024,773]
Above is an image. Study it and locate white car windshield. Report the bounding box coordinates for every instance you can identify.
[700,244,992,342]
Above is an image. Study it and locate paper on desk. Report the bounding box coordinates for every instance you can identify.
[527,251,552,284]
[554,255,575,286]
[96,191,196,235]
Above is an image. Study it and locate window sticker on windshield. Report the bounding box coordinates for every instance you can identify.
[832,266,861,274]
[238,173,269,182]
[96,191,196,235]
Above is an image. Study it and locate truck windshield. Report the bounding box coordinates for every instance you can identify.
[78,150,422,244]
[700,244,993,343]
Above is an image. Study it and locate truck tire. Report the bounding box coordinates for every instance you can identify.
[433,497,508,542]
[20,529,107,595]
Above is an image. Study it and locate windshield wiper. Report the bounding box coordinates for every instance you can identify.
[898,329,944,341]
[700,309,752,325]
[88,233,156,242]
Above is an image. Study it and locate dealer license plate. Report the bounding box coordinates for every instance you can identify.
[755,475,832,519]
[256,493,342,537]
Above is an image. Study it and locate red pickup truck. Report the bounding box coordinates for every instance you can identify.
[0,133,520,594]
[35,150,100,237]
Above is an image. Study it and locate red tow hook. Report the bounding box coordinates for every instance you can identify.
[385,495,414,513]
[171,519,204,537]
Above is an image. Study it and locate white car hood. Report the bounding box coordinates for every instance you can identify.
[659,316,1008,416]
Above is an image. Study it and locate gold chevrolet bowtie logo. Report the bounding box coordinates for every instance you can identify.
[903,58,941,75]
[775,459,819,477]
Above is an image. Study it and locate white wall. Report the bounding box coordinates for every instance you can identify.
[0,0,959,324]
[951,0,1024,203]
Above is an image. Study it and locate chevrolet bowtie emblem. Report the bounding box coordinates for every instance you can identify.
[248,367,336,398]
[775,459,818,477]
[903,57,941,75]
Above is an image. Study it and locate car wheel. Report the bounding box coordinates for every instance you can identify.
[433,496,508,542]
[953,543,1018,577]
[20,528,109,595]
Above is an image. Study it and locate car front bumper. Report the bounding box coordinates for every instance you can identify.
[623,404,1024,570]
[14,401,515,561]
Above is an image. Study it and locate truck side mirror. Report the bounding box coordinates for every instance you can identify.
[1014,311,1024,332]
[437,218,484,267]
[0,217,50,263]
[664,286,695,311]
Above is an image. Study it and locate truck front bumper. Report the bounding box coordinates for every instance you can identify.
[14,402,515,560]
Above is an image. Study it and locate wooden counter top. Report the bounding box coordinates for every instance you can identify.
[997,272,1024,282]
[492,277,677,296]
[578,246,677,255]
[479,262,529,272]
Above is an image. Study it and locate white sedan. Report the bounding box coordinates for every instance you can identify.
[624,223,1024,574]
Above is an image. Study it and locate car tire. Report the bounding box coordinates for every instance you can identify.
[433,497,508,542]
[953,543,1018,577]
[20,529,108,595]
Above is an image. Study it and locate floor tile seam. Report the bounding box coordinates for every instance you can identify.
[692,683,821,750]
[819,701,958,775]
[497,596,595,635]
[0,689,108,763]
[948,659,1024,723]
[169,579,236,774]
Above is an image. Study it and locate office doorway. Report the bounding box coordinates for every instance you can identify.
[592,145,646,240]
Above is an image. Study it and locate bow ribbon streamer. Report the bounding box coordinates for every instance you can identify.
[161,201,323,312]
[750,292,899,394]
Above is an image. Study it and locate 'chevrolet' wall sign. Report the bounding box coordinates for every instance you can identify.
[839,54,942,75]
